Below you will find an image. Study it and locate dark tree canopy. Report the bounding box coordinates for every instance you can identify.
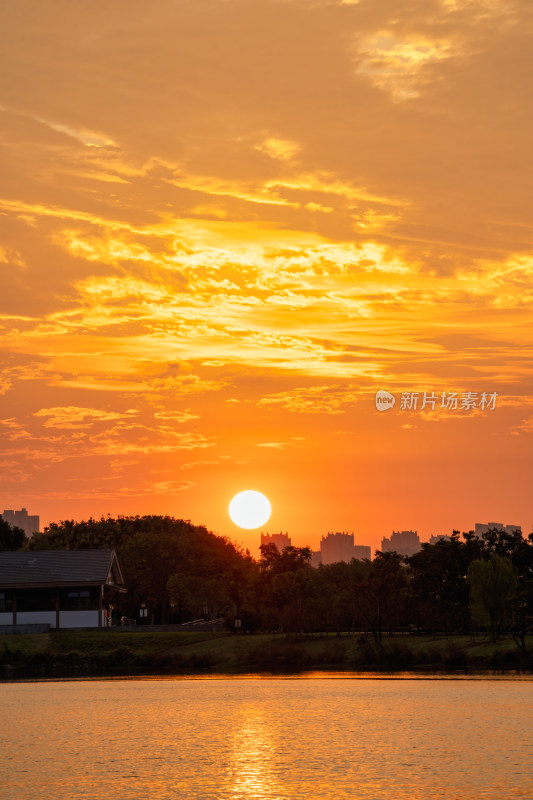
[259,543,312,574]
[27,515,254,624]
[11,516,533,642]
[0,518,26,551]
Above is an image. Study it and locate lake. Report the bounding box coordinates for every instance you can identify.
[1,675,532,800]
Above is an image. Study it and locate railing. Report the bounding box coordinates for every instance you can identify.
[107,617,225,628]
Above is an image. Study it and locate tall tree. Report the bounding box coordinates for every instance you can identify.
[408,534,470,634]
[468,555,518,640]
[350,552,408,644]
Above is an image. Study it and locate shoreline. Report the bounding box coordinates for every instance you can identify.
[1,628,531,681]
[3,668,533,683]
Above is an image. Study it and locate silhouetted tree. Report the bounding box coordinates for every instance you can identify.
[408,534,470,634]
[0,518,25,551]
[468,555,518,640]
[24,516,533,639]
[351,552,408,644]
[318,562,354,635]
[28,515,253,623]
[260,544,312,574]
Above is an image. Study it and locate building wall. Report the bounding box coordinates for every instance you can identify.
[26,515,40,535]
[6,609,102,627]
[0,586,104,627]
[17,611,57,626]
[59,610,100,628]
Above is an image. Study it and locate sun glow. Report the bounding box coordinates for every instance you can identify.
[229,490,272,529]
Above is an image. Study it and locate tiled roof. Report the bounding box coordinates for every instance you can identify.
[0,549,125,588]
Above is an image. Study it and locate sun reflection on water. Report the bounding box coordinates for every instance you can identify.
[227,706,284,800]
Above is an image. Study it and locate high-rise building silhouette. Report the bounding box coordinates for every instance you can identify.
[1,508,40,537]
[319,532,371,565]
[474,522,521,538]
[261,530,371,566]
[260,532,291,552]
[428,534,450,545]
[380,530,421,557]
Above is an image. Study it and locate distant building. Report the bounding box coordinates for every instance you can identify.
[262,531,371,567]
[474,522,522,538]
[428,534,451,545]
[381,530,421,557]
[321,532,354,564]
[353,545,372,560]
[319,532,371,565]
[0,549,126,629]
[260,532,291,552]
[1,508,39,538]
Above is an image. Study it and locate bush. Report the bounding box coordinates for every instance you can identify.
[421,646,443,666]
[351,639,414,669]
[487,647,531,670]
[186,651,217,669]
[441,642,469,668]
[380,643,414,668]
[317,640,347,665]
[244,641,311,670]
[352,638,379,667]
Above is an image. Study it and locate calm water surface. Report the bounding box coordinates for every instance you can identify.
[1,675,532,800]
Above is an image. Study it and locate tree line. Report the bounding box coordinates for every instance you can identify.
[2,515,532,644]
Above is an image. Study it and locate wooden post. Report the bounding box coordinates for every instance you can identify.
[55,588,60,629]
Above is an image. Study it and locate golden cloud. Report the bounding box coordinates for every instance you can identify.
[354,32,456,100]
[254,137,301,162]
[33,406,134,429]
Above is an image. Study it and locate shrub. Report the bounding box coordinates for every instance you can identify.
[441,642,469,668]
[380,643,414,668]
[317,640,347,665]
[244,641,311,670]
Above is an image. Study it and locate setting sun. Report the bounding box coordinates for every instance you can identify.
[1,4,532,798]
[229,491,272,530]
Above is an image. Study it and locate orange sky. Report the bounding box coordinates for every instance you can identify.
[1,0,532,554]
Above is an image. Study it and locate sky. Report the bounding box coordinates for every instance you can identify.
[1,0,532,554]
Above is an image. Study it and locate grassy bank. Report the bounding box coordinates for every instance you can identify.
[1,630,531,679]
